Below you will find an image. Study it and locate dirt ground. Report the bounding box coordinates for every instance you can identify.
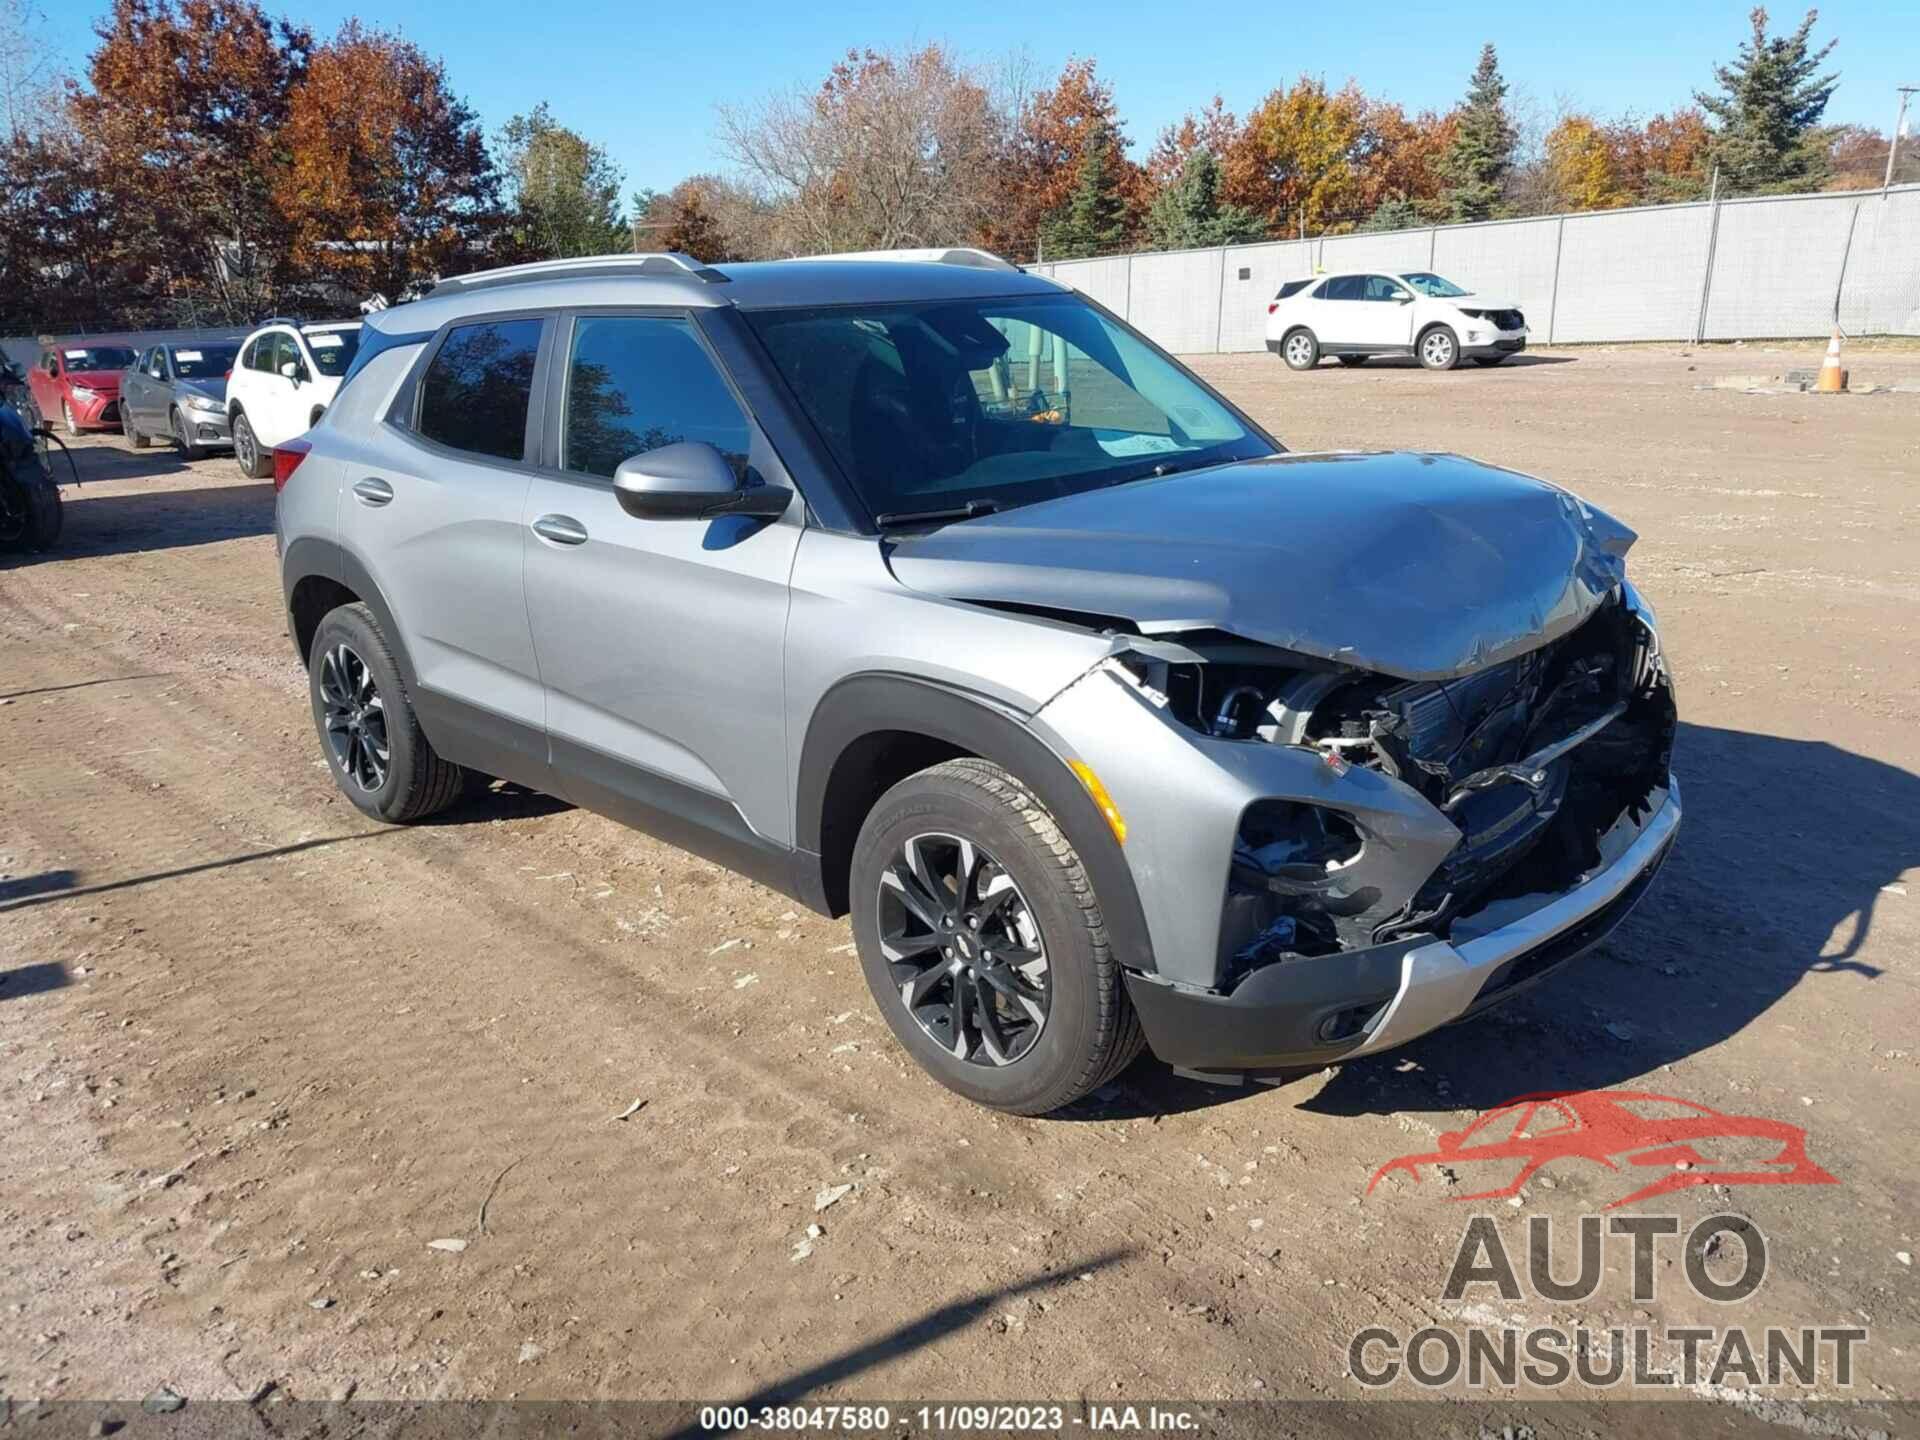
[2,342,1916,1429]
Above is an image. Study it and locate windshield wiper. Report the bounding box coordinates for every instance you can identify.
[873,498,1004,529]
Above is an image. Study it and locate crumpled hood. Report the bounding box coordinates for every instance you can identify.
[67,369,122,391]
[884,452,1635,681]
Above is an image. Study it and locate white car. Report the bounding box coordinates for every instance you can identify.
[227,319,362,475]
[1264,270,1527,371]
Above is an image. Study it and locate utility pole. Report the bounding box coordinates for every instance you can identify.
[1887,87,1918,193]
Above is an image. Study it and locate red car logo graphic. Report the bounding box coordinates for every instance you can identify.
[1367,1090,1838,1210]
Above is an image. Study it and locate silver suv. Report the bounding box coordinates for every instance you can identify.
[275,250,1680,1115]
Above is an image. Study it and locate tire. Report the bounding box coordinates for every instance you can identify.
[307,603,466,824]
[1336,354,1368,367]
[232,409,271,478]
[170,407,206,462]
[61,399,78,436]
[1279,329,1320,371]
[1417,325,1461,371]
[0,453,63,553]
[123,403,149,449]
[850,758,1145,1115]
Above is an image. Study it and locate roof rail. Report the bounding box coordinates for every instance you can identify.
[427,252,730,297]
[805,247,1023,273]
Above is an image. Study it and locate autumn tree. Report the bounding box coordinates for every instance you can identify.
[497,103,625,259]
[1224,78,1367,232]
[278,21,498,301]
[1353,101,1455,218]
[1632,108,1713,200]
[1825,124,1920,189]
[997,58,1143,260]
[1697,7,1838,193]
[1144,145,1264,249]
[1545,115,1633,211]
[69,0,312,321]
[719,45,1003,256]
[1145,96,1241,186]
[1438,44,1516,220]
[1,0,60,141]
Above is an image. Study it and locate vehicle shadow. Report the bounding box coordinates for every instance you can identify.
[420,780,575,826]
[1299,720,1916,1118]
[0,963,71,1001]
[13,479,276,561]
[1329,352,1577,371]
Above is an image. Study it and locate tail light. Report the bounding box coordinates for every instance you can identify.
[271,437,312,493]
[223,368,232,381]
[1267,302,1279,314]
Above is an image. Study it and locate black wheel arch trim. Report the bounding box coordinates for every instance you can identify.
[795,672,1157,974]
[282,536,418,688]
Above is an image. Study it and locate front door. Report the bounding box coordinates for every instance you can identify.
[342,315,551,788]
[521,310,800,847]
[1351,274,1418,348]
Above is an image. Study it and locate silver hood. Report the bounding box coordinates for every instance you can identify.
[883,452,1635,681]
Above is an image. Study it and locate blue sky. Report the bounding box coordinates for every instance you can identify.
[38,0,1920,195]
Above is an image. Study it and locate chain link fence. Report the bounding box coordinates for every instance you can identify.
[1033,185,1920,354]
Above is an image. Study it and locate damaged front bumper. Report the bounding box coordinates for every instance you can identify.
[1030,589,1680,1077]
[1121,780,1677,1074]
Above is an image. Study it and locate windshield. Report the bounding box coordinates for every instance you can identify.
[169,345,237,380]
[62,346,136,372]
[747,295,1270,522]
[303,328,361,377]
[1401,272,1470,298]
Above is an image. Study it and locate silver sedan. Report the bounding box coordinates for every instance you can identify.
[120,341,242,460]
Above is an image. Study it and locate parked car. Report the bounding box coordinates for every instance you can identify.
[119,340,241,460]
[227,319,362,477]
[26,342,138,433]
[0,398,62,553]
[276,250,1678,1115]
[1265,270,1527,371]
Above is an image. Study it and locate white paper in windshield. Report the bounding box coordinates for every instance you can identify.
[176,350,203,362]
[308,333,344,349]
[64,350,89,360]
[1092,431,1182,458]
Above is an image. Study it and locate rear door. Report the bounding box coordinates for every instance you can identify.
[131,348,169,428]
[520,309,800,846]
[1309,275,1363,345]
[341,313,553,786]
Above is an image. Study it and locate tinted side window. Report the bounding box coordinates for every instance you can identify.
[1362,275,1407,301]
[1276,279,1312,299]
[418,318,542,462]
[1325,275,1364,301]
[563,315,749,479]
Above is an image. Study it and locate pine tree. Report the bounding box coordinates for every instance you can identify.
[1696,7,1838,194]
[1040,126,1131,260]
[1438,44,1515,222]
[1358,197,1422,233]
[1145,147,1265,249]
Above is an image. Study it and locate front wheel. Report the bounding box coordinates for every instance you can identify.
[1280,329,1320,371]
[171,408,206,462]
[1418,326,1461,371]
[308,603,467,823]
[850,759,1144,1115]
[0,454,63,553]
[232,410,271,478]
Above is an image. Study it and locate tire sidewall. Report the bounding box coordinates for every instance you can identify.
[851,772,1107,1111]
[1282,329,1319,370]
[234,412,266,477]
[1419,326,1460,370]
[308,607,420,822]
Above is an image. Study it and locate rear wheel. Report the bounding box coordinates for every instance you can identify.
[232,409,270,478]
[850,759,1144,1115]
[1280,329,1320,371]
[308,603,466,823]
[1417,326,1461,371]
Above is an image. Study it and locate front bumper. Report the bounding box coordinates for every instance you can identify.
[1122,779,1679,1073]
[1463,331,1527,357]
[180,406,232,446]
[70,392,121,428]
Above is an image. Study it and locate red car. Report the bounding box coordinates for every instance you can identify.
[1367,1090,1838,1210]
[27,342,138,435]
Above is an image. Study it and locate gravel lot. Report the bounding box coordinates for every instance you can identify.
[2,342,1916,1426]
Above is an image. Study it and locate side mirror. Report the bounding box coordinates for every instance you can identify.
[1394,293,1414,304]
[612,440,791,521]
[279,360,303,382]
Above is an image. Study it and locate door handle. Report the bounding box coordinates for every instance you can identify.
[352,477,394,507]
[531,514,589,546]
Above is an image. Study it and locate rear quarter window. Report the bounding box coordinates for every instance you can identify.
[1276,280,1312,300]
[416,318,543,462]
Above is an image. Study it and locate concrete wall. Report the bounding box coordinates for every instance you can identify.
[1038,185,1920,352]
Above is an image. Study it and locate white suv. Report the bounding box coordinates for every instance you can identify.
[227,320,362,475]
[1265,271,1526,371]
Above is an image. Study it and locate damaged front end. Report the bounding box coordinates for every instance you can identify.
[1033,584,1679,1074]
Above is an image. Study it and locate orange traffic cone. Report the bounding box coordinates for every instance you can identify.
[1815,327,1848,393]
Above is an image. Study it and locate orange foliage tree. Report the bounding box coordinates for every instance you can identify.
[994,58,1146,259]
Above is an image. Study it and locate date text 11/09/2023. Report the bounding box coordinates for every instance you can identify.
[697,1405,1203,1433]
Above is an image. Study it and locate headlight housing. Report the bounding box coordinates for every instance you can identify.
[70,385,96,400]
[184,392,222,412]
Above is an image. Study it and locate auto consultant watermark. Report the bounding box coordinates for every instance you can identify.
[1351,1089,1862,1393]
